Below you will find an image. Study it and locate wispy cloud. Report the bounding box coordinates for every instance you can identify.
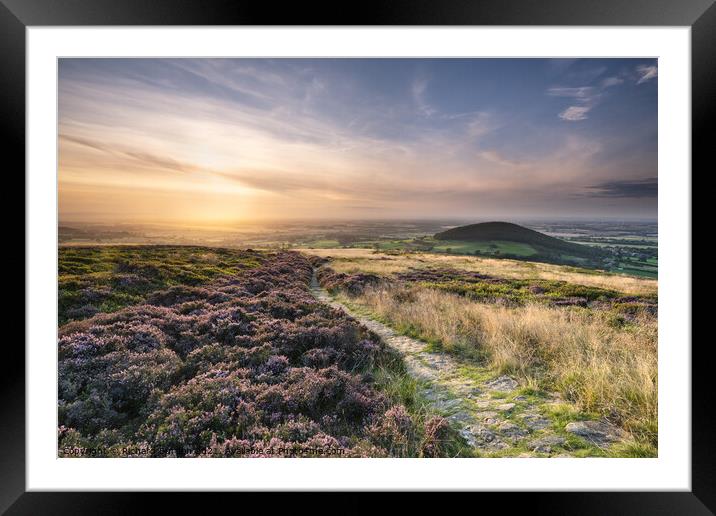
[558,106,591,121]
[636,65,658,84]
[548,62,653,122]
[478,150,526,168]
[601,76,624,88]
[547,86,595,99]
[60,134,197,174]
[412,79,435,117]
[547,83,602,122]
[583,177,657,198]
[465,112,493,139]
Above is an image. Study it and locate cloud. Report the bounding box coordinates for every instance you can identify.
[636,65,658,84]
[466,112,493,138]
[59,134,111,153]
[412,79,436,117]
[548,86,600,122]
[601,76,624,88]
[583,177,657,198]
[559,106,591,121]
[549,66,637,122]
[565,66,608,83]
[478,150,525,168]
[546,87,595,99]
[60,134,197,174]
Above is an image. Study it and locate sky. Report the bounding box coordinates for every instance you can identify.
[58,58,658,224]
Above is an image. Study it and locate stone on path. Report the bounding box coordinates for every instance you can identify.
[565,420,624,446]
[459,428,478,447]
[521,414,551,431]
[468,424,509,450]
[497,421,528,439]
[477,411,499,425]
[433,397,462,412]
[485,375,519,392]
[528,435,566,454]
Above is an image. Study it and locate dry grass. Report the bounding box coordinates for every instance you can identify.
[300,248,657,296]
[305,248,658,447]
[351,285,658,445]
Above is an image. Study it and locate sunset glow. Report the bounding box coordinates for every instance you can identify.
[59,58,657,224]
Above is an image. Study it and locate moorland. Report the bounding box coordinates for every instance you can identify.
[58,234,657,457]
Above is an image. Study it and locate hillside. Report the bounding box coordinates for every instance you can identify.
[434,221,601,263]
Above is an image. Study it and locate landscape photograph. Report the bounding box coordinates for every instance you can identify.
[58,57,658,458]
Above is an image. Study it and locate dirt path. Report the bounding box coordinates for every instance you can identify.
[310,269,627,457]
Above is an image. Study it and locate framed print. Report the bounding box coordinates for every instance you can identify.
[4,0,710,512]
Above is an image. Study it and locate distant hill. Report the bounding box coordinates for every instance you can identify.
[434,221,600,263]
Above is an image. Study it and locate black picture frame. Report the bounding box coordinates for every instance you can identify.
[4,0,709,512]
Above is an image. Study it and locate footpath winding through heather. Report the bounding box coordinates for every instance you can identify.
[310,268,627,457]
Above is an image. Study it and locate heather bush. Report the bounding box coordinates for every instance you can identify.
[318,268,384,296]
[420,416,453,458]
[59,250,452,457]
[58,246,270,324]
[367,405,416,455]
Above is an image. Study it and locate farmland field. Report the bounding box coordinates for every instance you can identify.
[429,239,537,257]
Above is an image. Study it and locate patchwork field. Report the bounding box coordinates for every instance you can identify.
[430,239,538,257]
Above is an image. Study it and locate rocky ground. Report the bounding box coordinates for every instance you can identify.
[311,269,628,457]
